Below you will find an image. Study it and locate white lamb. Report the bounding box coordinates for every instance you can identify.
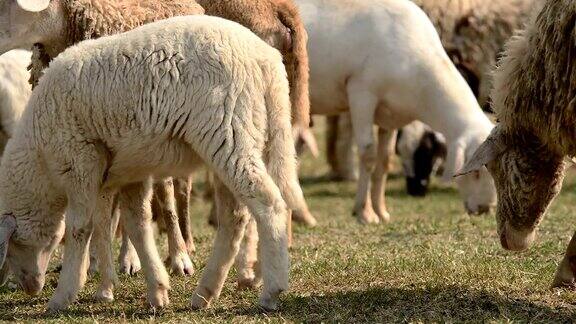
[295,0,496,222]
[0,50,30,154]
[0,15,303,312]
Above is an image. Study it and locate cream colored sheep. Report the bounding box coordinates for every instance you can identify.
[0,0,206,277]
[458,0,576,287]
[0,50,30,154]
[0,15,303,312]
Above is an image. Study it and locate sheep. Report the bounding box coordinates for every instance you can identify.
[412,0,544,108]
[0,15,302,311]
[396,121,446,197]
[325,0,541,183]
[195,0,318,227]
[0,50,31,154]
[0,0,207,277]
[457,0,576,288]
[294,0,496,223]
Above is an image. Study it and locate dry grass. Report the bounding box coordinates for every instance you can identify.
[0,120,575,323]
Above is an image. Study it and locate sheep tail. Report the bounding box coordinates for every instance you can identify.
[276,1,311,130]
[264,62,307,213]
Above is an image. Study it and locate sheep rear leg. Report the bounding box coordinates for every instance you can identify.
[370,128,397,223]
[191,177,250,309]
[118,222,141,276]
[552,231,576,288]
[327,114,357,181]
[235,217,260,290]
[174,176,195,253]
[154,178,193,276]
[348,82,379,224]
[119,180,170,308]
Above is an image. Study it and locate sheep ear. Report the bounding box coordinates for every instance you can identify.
[455,132,504,177]
[0,214,16,269]
[16,0,50,12]
[441,142,466,183]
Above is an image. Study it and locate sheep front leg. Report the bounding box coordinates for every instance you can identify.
[47,203,93,312]
[92,191,118,303]
[191,178,250,309]
[348,82,379,224]
[119,180,170,308]
[154,178,194,276]
[370,128,397,223]
[552,231,576,288]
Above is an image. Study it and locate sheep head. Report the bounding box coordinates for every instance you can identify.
[0,0,63,55]
[0,211,64,296]
[458,126,565,251]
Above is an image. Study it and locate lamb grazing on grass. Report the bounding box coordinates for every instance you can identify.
[0,0,206,277]
[0,50,30,154]
[295,0,496,223]
[458,0,576,287]
[196,0,318,227]
[0,15,302,312]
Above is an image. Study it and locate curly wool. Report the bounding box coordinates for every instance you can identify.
[412,0,542,106]
[492,0,576,155]
[197,0,310,128]
[29,0,204,87]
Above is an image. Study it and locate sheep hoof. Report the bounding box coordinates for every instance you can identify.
[119,255,141,276]
[46,298,70,313]
[376,210,391,223]
[94,288,114,303]
[169,253,194,276]
[237,277,261,290]
[148,286,170,309]
[190,293,211,310]
[353,207,380,225]
[259,293,280,312]
[551,256,576,289]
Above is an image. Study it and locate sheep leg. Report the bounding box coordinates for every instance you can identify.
[154,178,194,276]
[235,217,260,290]
[47,195,104,311]
[348,82,379,224]
[92,192,118,303]
[118,223,141,275]
[174,176,196,253]
[191,178,250,309]
[552,231,576,288]
[370,128,397,223]
[119,180,170,309]
[327,114,357,181]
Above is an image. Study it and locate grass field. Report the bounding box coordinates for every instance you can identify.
[1,121,576,323]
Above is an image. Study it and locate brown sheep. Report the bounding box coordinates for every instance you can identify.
[458,0,576,288]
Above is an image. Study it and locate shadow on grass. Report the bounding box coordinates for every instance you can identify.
[233,285,576,322]
[1,284,574,322]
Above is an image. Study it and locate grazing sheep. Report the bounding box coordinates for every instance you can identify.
[0,0,206,277]
[0,50,30,154]
[396,121,446,197]
[0,15,301,311]
[458,0,576,287]
[295,0,496,223]
[196,0,317,227]
[326,0,541,183]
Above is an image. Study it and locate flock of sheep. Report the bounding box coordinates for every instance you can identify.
[0,0,573,316]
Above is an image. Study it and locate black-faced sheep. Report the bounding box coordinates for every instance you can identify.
[458,0,576,287]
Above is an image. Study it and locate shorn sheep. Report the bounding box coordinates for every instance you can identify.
[0,50,30,154]
[0,15,302,311]
[458,0,576,287]
[295,0,496,223]
[0,0,206,277]
[326,0,541,189]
